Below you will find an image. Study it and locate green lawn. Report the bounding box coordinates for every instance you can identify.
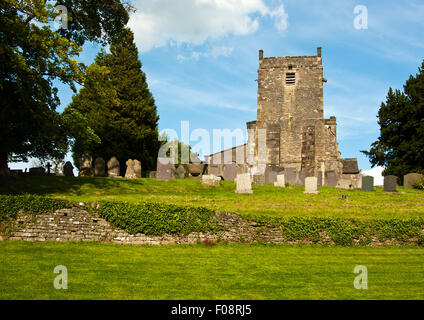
[1,242,424,300]
[1,176,424,219]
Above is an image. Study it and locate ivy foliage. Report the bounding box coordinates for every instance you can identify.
[97,201,220,236]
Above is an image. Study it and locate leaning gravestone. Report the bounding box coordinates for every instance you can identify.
[107,156,120,177]
[63,162,74,177]
[235,173,253,194]
[305,177,319,194]
[156,158,175,181]
[362,176,374,192]
[176,165,186,179]
[274,174,286,187]
[223,163,237,182]
[94,158,106,177]
[187,163,204,177]
[201,175,221,186]
[384,175,398,193]
[404,173,423,189]
[29,167,45,176]
[125,159,142,179]
[79,152,93,177]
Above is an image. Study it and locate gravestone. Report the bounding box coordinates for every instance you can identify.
[404,173,423,189]
[176,165,186,179]
[274,174,286,187]
[187,163,205,177]
[362,176,374,192]
[305,177,319,194]
[29,167,45,176]
[201,175,221,186]
[384,175,398,193]
[156,158,175,181]
[94,158,106,177]
[325,171,338,187]
[125,159,142,179]
[107,156,120,177]
[317,171,323,188]
[149,171,157,178]
[223,163,237,181]
[284,168,297,185]
[298,171,307,186]
[235,173,253,194]
[252,175,265,186]
[63,162,74,177]
[265,169,278,184]
[79,152,93,177]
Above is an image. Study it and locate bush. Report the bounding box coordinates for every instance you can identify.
[97,201,220,236]
[0,195,71,222]
[413,177,424,190]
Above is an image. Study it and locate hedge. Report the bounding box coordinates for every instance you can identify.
[97,201,221,236]
[0,195,71,222]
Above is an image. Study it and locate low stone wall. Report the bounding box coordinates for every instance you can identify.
[2,208,422,246]
[4,208,285,245]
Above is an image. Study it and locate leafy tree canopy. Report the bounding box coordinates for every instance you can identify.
[0,0,130,175]
[362,60,424,179]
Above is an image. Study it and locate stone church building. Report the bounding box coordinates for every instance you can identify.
[207,47,361,188]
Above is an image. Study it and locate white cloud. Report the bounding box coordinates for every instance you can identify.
[177,46,233,61]
[129,0,288,51]
[362,166,385,186]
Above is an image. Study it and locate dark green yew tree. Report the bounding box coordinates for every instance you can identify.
[66,28,160,173]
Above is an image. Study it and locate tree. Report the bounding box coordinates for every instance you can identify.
[362,61,424,180]
[0,0,129,176]
[66,28,160,173]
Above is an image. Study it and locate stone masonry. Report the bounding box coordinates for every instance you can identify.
[207,47,360,186]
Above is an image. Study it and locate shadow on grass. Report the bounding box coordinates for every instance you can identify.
[0,176,146,196]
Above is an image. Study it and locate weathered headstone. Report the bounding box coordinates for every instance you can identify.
[56,161,64,176]
[201,175,221,186]
[305,177,319,194]
[156,158,175,181]
[362,176,374,192]
[29,167,45,176]
[187,163,205,177]
[265,169,278,184]
[223,163,237,182]
[125,159,142,179]
[284,168,297,185]
[63,162,74,177]
[107,156,120,177]
[176,165,186,179]
[79,152,93,177]
[149,171,157,178]
[404,173,423,189]
[317,171,323,188]
[384,175,398,193]
[252,174,265,186]
[94,158,106,177]
[235,173,253,194]
[298,171,307,186]
[274,174,286,187]
[326,171,338,187]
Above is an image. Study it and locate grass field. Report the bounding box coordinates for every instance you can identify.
[1,176,424,219]
[1,242,424,300]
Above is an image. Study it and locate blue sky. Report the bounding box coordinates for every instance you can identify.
[12,0,424,171]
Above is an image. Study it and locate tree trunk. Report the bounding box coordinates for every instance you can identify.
[0,152,10,177]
